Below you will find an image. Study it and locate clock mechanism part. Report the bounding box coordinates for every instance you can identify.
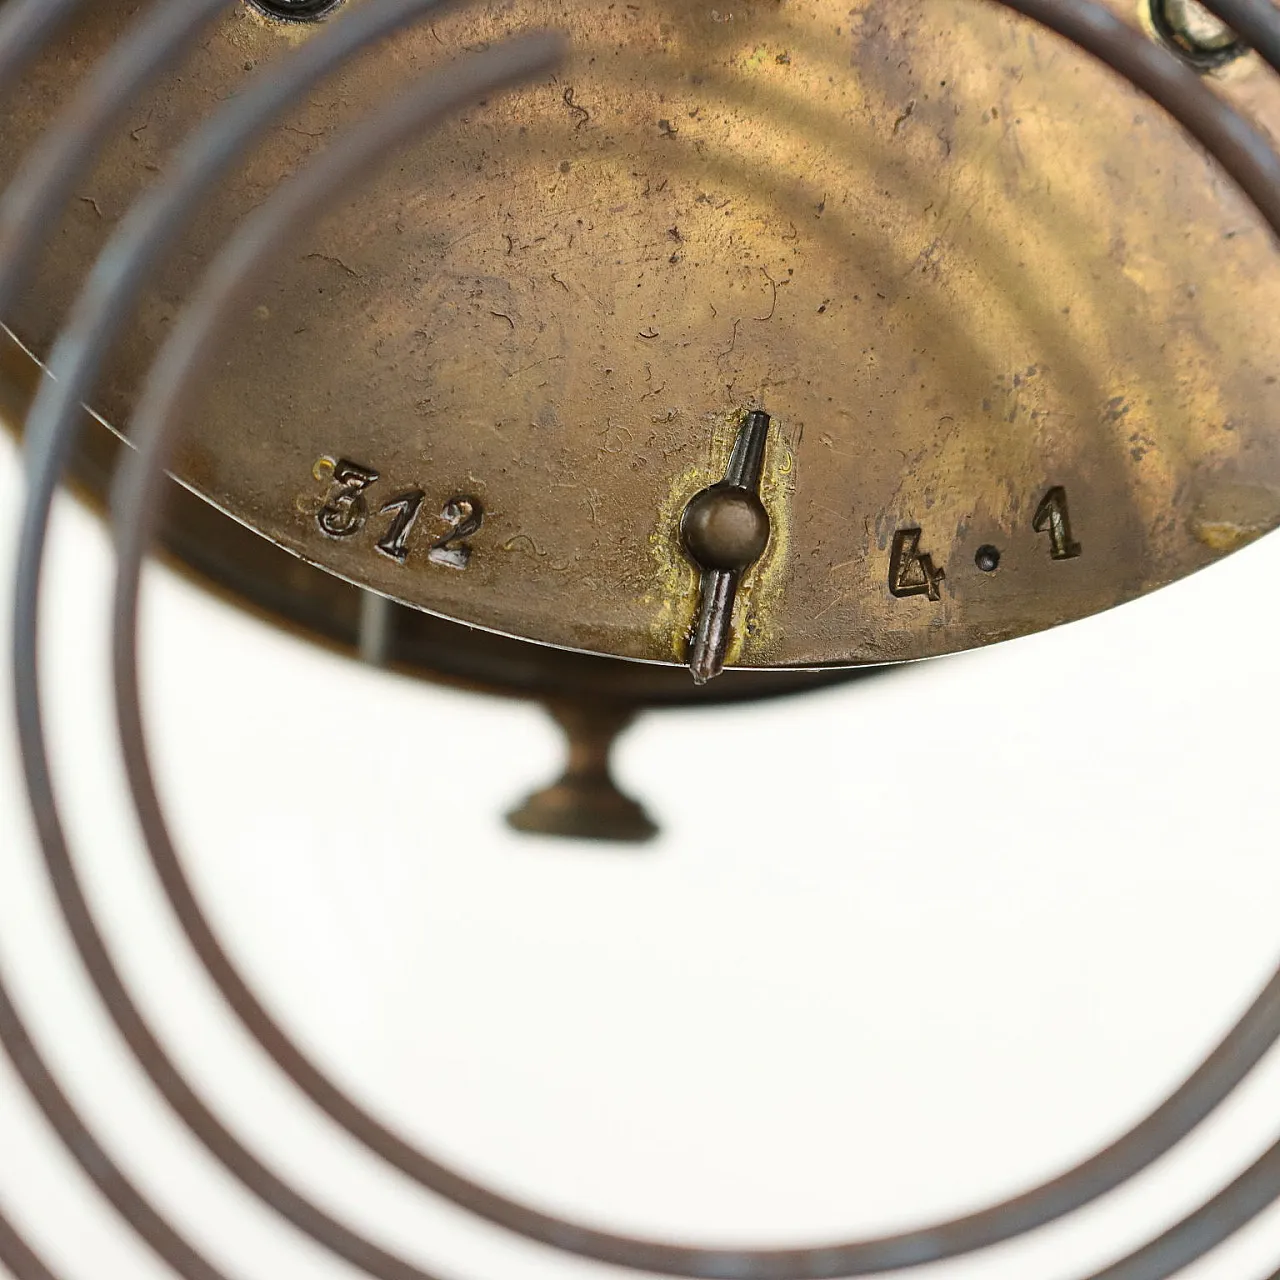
[3,0,1280,1278]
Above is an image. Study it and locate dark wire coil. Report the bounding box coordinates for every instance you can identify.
[4,1,1280,1279]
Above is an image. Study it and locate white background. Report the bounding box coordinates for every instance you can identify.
[1,428,1279,1280]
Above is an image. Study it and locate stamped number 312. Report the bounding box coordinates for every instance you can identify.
[313,457,483,570]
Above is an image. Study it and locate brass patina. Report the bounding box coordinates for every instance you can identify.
[3,0,1280,675]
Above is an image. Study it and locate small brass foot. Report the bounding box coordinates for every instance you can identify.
[506,701,658,844]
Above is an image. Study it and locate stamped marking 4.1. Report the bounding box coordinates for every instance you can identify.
[312,457,483,570]
[887,485,1082,602]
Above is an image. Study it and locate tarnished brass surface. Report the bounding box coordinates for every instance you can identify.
[2,327,876,706]
[4,0,1280,668]
[2,327,877,707]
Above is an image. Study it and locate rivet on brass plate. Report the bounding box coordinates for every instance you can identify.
[1150,0,1247,69]
[679,409,772,685]
[249,0,345,23]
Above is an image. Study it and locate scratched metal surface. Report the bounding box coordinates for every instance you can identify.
[3,0,1280,667]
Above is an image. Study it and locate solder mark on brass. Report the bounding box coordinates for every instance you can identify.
[647,408,794,668]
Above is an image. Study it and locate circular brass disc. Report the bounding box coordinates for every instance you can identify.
[5,0,1280,668]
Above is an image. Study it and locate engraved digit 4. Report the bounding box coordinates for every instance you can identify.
[1033,486,1081,560]
[889,528,945,601]
[428,497,484,570]
[317,458,379,538]
[376,490,426,563]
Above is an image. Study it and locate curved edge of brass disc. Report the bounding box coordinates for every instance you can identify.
[0,325,879,707]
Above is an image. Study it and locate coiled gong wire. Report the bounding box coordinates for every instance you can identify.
[4,0,1280,1277]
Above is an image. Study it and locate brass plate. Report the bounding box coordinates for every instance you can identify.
[4,0,1280,668]
[1,328,876,706]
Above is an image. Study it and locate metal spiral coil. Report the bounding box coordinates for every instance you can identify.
[4,1,1280,1278]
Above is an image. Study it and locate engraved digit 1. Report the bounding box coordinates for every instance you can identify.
[889,528,945,601]
[428,497,484,570]
[1033,486,1081,560]
[317,458,379,538]
[376,490,426,563]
